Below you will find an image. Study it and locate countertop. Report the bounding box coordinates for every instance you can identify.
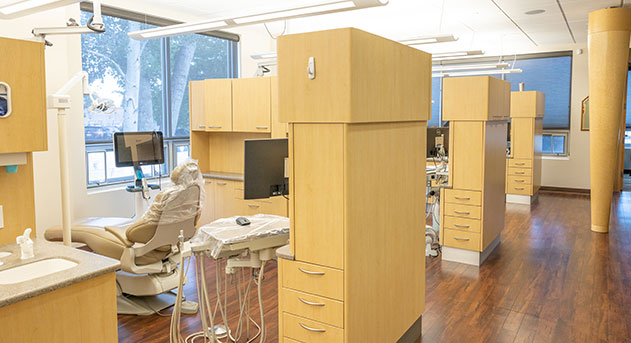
[202,171,244,182]
[0,240,120,308]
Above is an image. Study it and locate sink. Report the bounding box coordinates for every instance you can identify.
[0,258,78,285]
[0,252,10,258]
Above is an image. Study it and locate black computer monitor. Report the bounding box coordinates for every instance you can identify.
[113,131,164,167]
[427,127,449,158]
[244,138,288,200]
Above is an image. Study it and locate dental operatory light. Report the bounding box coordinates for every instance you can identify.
[399,33,458,45]
[128,0,389,40]
[432,68,522,78]
[29,0,104,41]
[0,0,78,19]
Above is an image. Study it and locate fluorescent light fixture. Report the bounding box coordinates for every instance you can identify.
[432,68,522,78]
[399,34,458,46]
[431,50,485,59]
[251,52,278,60]
[234,1,355,24]
[432,63,510,72]
[128,0,389,40]
[0,0,78,18]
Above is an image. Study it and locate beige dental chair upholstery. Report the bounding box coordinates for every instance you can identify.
[45,160,205,315]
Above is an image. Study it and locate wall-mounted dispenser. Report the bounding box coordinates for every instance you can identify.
[0,82,10,118]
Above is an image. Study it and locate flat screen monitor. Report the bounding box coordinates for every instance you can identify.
[244,138,288,200]
[427,127,449,158]
[113,131,164,167]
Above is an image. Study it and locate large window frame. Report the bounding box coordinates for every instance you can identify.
[430,51,573,156]
[81,4,239,188]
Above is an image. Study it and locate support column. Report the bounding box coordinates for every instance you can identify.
[588,8,631,233]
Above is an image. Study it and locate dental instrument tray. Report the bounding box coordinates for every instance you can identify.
[191,214,289,259]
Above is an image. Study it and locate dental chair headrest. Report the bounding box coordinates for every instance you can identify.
[171,160,202,186]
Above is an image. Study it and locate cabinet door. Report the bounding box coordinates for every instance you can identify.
[451,121,484,191]
[232,78,271,133]
[189,80,206,132]
[214,180,244,218]
[204,79,232,132]
[512,118,534,160]
[0,37,46,153]
[270,76,288,138]
[196,179,216,227]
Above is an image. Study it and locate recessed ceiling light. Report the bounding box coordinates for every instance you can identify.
[525,9,545,15]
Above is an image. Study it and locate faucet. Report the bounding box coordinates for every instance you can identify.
[16,228,34,260]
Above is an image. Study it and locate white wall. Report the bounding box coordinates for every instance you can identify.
[0,3,273,238]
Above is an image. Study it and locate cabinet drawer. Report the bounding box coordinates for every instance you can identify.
[508,159,532,168]
[283,338,302,343]
[443,228,480,251]
[281,260,344,301]
[444,189,481,206]
[507,181,532,196]
[444,203,481,220]
[283,313,343,343]
[508,167,532,177]
[281,288,343,328]
[443,216,481,233]
[507,175,531,186]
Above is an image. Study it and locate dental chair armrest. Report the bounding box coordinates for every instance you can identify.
[104,226,134,248]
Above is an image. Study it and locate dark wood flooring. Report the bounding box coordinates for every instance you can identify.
[117,190,631,342]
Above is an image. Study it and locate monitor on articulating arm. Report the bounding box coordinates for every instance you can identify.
[244,138,289,200]
[113,131,164,194]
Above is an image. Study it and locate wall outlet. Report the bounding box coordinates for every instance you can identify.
[0,205,4,229]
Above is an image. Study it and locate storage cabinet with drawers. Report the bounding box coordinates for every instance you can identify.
[440,76,509,266]
[506,91,545,202]
[277,28,430,342]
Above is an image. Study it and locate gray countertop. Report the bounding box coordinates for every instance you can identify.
[202,171,244,182]
[0,239,120,308]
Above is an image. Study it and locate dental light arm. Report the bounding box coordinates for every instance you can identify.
[32,0,104,39]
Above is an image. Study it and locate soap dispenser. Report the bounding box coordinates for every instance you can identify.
[16,228,34,260]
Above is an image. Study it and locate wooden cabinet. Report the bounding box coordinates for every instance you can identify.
[196,179,215,227]
[505,91,545,198]
[232,77,271,133]
[0,37,47,154]
[442,76,511,122]
[189,79,232,132]
[278,28,429,343]
[270,76,288,138]
[440,76,508,264]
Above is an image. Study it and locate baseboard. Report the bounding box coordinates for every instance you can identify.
[539,186,590,194]
[442,235,501,266]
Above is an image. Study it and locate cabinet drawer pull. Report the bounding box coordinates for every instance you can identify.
[198,125,206,128]
[247,204,260,208]
[454,237,470,241]
[298,268,325,276]
[454,196,470,200]
[515,187,525,190]
[298,297,325,307]
[216,182,227,186]
[454,210,470,215]
[255,126,269,129]
[515,162,525,166]
[454,224,470,228]
[208,125,222,129]
[515,180,525,183]
[299,323,326,333]
[515,171,525,175]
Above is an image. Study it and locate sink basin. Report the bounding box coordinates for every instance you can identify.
[0,258,78,285]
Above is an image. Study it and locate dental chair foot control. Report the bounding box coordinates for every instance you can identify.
[181,301,199,314]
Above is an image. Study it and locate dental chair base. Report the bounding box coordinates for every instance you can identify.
[115,269,187,315]
[442,235,501,266]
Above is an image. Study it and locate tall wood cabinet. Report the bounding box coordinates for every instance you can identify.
[440,76,509,266]
[277,28,430,343]
[506,91,545,203]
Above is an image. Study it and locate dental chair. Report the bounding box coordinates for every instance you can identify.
[45,161,205,315]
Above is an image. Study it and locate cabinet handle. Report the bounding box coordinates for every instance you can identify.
[515,162,525,166]
[216,182,227,186]
[454,210,470,215]
[247,204,260,208]
[255,126,269,129]
[515,187,525,190]
[454,196,470,200]
[515,171,525,175]
[298,268,325,276]
[454,224,470,228]
[298,297,325,307]
[208,126,222,129]
[299,323,326,333]
[454,237,470,241]
[198,125,206,128]
[515,180,525,183]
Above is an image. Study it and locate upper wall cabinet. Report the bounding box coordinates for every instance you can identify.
[232,77,271,133]
[0,37,47,154]
[190,79,232,132]
[442,76,510,122]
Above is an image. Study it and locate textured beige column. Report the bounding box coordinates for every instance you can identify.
[588,8,631,233]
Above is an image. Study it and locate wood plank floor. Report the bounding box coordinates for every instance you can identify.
[117,190,631,342]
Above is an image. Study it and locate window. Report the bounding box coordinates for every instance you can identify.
[542,132,568,156]
[81,7,238,187]
[626,70,630,129]
[429,78,441,127]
